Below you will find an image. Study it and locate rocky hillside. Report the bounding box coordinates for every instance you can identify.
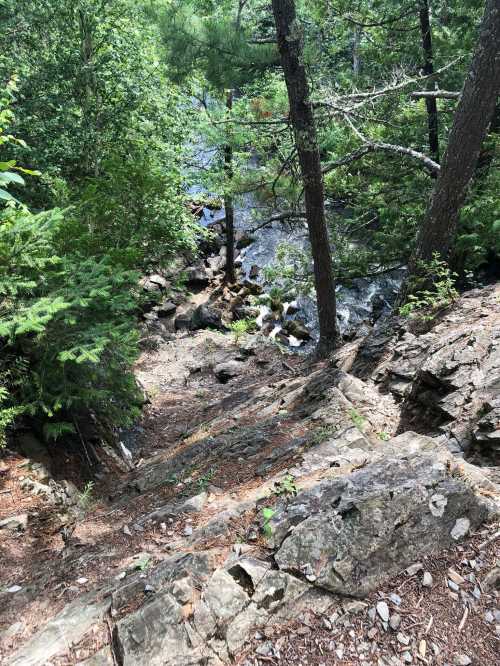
[0,284,499,666]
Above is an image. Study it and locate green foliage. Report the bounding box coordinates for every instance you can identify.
[349,408,366,430]
[273,474,297,497]
[399,254,459,320]
[0,0,198,272]
[196,467,216,491]
[77,481,95,512]
[0,2,201,448]
[261,507,276,538]
[157,1,278,90]
[310,424,338,446]
[265,243,313,296]
[229,318,257,342]
[0,85,144,445]
[68,146,198,271]
[0,205,143,434]
[43,422,76,442]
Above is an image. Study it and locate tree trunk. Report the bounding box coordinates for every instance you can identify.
[78,9,99,178]
[271,0,338,356]
[399,0,500,302]
[419,0,440,165]
[352,26,361,77]
[224,90,236,284]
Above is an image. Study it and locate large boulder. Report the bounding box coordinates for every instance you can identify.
[10,594,111,666]
[114,592,197,666]
[139,274,169,292]
[154,300,177,318]
[191,304,224,331]
[235,232,255,250]
[213,360,245,383]
[232,305,259,321]
[283,319,311,340]
[269,446,490,597]
[186,264,210,287]
[174,309,195,331]
[473,398,500,459]
[351,285,500,457]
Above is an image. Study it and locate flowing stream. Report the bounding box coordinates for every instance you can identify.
[187,121,403,345]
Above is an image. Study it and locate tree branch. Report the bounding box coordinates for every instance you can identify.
[410,90,461,100]
[323,142,440,174]
[329,7,415,28]
[248,210,306,234]
[322,146,372,173]
[324,115,441,175]
[248,36,277,44]
[317,57,464,111]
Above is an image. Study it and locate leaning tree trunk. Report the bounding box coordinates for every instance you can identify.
[399,0,500,302]
[272,0,338,356]
[419,0,440,165]
[224,90,236,284]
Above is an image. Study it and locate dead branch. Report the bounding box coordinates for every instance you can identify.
[411,90,461,100]
[327,114,441,174]
[248,210,306,234]
[316,57,464,112]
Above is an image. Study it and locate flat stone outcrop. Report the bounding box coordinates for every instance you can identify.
[10,594,111,666]
[271,448,489,597]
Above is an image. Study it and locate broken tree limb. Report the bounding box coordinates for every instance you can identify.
[411,90,461,100]
[324,115,441,175]
[330,57,463,104]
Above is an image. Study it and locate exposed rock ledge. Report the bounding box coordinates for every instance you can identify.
[6,285,500,665]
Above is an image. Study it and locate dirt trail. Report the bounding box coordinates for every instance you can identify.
[0,323,308,660]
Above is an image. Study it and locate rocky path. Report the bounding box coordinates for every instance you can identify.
[0,285,499,665]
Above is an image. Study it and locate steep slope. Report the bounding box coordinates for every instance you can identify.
[1,285,499,666]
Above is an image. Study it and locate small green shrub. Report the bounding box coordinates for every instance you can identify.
[196,467,216,491]
[273,474,297,496]
[349,408,366,430]
[77,481,95,511]
[261,507,276,538]
[229,318,256,342]
[400,254,458,320]
[310,424,338,446]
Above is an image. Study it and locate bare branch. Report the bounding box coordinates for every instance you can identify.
[316,57,464,112]
[212,117,289,126]
[322,146,373,174]
[411,90,461,100]
[328,6,415,28]
[248,36,277,44]
[366,141,440,173]
[271,147,297,200]
[324,142,440,175]
[324,115,441,175]
[248,210,306,234]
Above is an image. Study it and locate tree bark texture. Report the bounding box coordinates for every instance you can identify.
[400,0,500,301]
[272,0,338,355]
[224,90,236,284]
